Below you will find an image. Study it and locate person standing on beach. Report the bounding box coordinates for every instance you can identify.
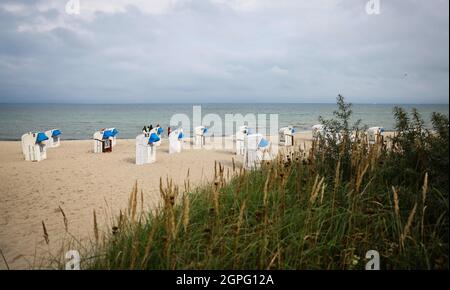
[168,126,172,137]
[149,124,153,131]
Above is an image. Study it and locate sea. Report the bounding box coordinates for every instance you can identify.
[0,103,448,140]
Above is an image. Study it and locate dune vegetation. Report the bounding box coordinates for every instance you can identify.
[77,96,448,270]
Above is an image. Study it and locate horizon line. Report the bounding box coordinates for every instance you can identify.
[0,102,449,106]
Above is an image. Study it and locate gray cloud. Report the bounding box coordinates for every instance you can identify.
[0,0,448,103]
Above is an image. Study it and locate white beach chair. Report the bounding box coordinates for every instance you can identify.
[21,132,48,162]
[312,124,343,143]
[194,126,208,148]
[367,127,385,145]
[312,124,325,139]
[93,129,114,153]
[279,126,296,147]
[244,134,274,169]
[169,128,185,154]
[44,129,62,148]
[135,133,157,165]
[235,126,249,156]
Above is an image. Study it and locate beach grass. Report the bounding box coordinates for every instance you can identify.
[66,97,448,270]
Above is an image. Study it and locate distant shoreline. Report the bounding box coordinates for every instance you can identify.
[1,102,449,105]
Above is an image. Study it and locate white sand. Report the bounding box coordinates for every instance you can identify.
[0,133,313,269]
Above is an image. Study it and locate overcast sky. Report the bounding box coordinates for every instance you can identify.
[0,0,448,104]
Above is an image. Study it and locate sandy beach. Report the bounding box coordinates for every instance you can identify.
[0,133,313,269]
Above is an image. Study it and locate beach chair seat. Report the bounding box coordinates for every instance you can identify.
[45,129,62,148]
[136,134,156,165]
[194,126,208,148]
[244,134,275,169]
[235,126,249,155]
[169,128,184,154]
[93,128,118,153]
[367,127,385,145]
[279,126,296,147]
[21,132,48,162]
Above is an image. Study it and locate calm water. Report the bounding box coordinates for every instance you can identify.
[0,103,448,140]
